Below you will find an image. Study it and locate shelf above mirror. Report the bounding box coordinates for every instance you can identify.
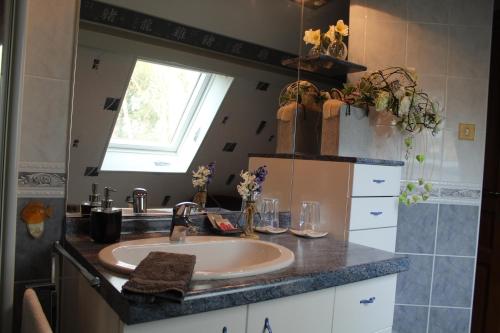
[282,55,367,77]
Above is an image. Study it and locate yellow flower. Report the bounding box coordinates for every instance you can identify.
[335,20,349,37]
[325,25,336,42]
[303,29,321,46]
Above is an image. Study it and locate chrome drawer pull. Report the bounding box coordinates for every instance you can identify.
[372,179,386,184]
[370,211,383,216]
[360,297,376,304]
[222,327,228,333]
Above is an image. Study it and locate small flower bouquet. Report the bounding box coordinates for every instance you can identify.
[303,20,349,60]
[191,162,216,209]
[237,166,268,238]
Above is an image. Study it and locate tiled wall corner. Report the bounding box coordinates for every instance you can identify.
[348,1,492,330]
[13,0,79,332]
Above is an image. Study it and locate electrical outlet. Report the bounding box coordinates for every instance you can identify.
[458,123,475,141]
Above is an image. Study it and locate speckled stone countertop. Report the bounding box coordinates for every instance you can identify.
[63,232,408,325]
[248,153,405,166]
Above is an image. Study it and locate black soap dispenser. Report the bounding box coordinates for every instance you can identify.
[81,183,102,217]
[89,187,122,243]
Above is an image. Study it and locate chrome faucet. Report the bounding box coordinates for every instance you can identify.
[169,202,199,242]
[132,188,147,213]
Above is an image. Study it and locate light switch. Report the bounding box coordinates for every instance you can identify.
[458,123,475,141]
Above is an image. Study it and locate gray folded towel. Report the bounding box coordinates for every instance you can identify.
[122,251,196,302]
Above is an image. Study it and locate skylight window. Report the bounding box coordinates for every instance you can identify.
[101,59,233,173]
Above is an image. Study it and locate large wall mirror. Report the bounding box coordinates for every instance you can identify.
[67,0,349,213]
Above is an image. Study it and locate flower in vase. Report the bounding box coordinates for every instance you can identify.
[325,25,336,42]
[334,20,349,37]
[192,162,216,189]
[237,166,268,199]
[303,29,321,46]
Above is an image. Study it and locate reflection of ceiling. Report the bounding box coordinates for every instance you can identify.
[291,0,329,9]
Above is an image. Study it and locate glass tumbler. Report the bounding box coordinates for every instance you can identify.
[260,197,279,229]
[299,201,321,231]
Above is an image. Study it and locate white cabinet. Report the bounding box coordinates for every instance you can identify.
[349,228,397,253]
[247,288,335,333]
[351,164,401,197]
[124,306,247,333]
[349,197,399,230]
[61,258,397,333]
[332,275,397,333]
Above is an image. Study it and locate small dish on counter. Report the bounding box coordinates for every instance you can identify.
[289,229,328,238]
[254,226,288,234]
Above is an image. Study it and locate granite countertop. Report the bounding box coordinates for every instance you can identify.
[248,153,405,166]
[63,232,408,325]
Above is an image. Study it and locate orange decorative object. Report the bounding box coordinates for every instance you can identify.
[21,201,53,238]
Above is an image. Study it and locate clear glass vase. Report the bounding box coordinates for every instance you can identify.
[327,40,348,60]
[193,186,207,210]
[240,192,259,239]
[307,45,322,57]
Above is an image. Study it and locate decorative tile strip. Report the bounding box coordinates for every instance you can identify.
[18,172,66,188]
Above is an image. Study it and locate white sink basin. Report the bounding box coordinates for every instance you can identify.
[98,236,295,280]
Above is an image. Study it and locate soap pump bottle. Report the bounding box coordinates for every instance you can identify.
[89,187,122,243]
[81,183,102,217]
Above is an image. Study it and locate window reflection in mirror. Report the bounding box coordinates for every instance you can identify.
[68,1,303,211]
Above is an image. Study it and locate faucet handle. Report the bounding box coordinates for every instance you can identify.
[174,202,199,218]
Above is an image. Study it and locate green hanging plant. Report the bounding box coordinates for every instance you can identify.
[335,67,442,205]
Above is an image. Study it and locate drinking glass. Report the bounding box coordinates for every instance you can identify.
[299,201,320,231]
[259,197,279,229]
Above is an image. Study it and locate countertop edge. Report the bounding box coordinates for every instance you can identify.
[62,238,408,325]
[248,153,405,166]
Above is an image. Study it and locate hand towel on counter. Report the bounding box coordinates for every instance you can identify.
[321,99,343,156]
[122,251,196,303]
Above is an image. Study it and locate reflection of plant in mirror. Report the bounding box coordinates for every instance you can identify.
[337,67,443,205]
[192,162,216,209]
[303,20,349,58]
[192,162,216,190]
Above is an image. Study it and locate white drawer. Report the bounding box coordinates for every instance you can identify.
[349,197,398,231]
[349,227,397,252]
[332,275,397,333]
[351,164,401,197]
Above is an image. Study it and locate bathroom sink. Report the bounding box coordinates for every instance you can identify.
[98,236,295,280]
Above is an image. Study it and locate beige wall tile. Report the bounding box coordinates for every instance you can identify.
[441,129,486,185]
[407,0,449,24]
[365,20,407,69]
[418,75,447,112]
[365,0,407,22]
[448,0,494,26]
[448,25,492,78]
[20,76,70,163]
[407,23,448,75]
[25,0,78,80]
[445,77,489,132]
[348,18,366,64]
[400,130,443,183]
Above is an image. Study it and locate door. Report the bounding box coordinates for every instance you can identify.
[471,7,500,333]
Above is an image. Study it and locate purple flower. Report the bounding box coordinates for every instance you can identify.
[253,166,268,193]
[207,161,216,184]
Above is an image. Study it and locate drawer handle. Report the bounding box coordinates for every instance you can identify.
[370,211,383,216]
[222,327,228,333]
[372,179,386,184]
[360,297,376,304]
[263,317,273,333]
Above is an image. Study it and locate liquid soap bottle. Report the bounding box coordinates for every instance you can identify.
[89,187,122,243]
[81,183,101,217]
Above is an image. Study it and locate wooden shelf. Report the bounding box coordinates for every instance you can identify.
[282,55,367,77]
